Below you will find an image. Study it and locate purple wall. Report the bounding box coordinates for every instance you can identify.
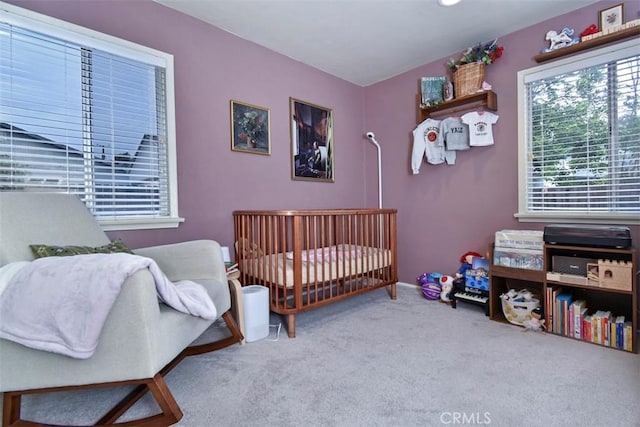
[6,0,369,250]
[7,0,639,283]
[365,0,640,282]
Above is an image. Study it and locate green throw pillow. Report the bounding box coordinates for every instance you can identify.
[30,239,134,259]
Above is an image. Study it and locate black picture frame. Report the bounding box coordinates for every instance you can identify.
[290,97,334,182]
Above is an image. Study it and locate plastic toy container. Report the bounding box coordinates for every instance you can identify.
[501,297,540,326]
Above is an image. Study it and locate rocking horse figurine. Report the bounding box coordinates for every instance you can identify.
[541,27,579,53]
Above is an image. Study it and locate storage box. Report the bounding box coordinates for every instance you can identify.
[501,296,540,326]
[494,230,544,250]
[493,246,543,270]
[598,260,632,291]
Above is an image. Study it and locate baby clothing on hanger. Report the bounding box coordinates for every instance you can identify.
[461,111,499,146]
[438,116,470,151]
[411,118,456,174]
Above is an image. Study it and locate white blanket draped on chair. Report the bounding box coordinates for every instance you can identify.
[0,253,217,359]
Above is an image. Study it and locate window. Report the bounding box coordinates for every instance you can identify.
[517,38,639,225]
[0,3,180,230]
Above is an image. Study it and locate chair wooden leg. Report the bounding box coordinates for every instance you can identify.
[97,347,190,425]
[95,374,181,426]
[184,311,244,356]
[97,311,243,424]
[2,391,21,427]
[2,374,181,427]
[2,312,243,427]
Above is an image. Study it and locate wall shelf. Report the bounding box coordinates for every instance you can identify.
[419,91,497,122]
[534,26,640,63]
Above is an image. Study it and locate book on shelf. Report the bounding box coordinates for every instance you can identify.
[545,287,551,331]
[592,311,602,344]
[623,321,633,352]
[615,316,625,350]
[568,303,574,338]
[601,311,612,347]
[225,261,239,275]
[571,300,587,339]
[582,315,592,342]
[549,286,565,334]
[610,320,617,349]
[555,293,573,336]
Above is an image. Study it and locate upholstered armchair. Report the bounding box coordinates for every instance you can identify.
[0,192,243,426]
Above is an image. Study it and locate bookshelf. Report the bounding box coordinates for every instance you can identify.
[543,244,636,353]
[489,243,637,353]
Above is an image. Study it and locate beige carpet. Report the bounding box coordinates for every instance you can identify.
[7,284,640,426]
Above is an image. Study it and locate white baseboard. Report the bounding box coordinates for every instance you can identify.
[397,281,418,289]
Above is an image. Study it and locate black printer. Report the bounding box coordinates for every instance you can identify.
[543,224,632,249]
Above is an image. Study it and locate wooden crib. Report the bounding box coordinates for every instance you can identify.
[233,209,398,337]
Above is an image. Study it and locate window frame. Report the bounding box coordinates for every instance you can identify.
[516,37,640,226]
[0,2,182,231]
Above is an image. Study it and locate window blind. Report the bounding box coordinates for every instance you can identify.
[522,43,640,218]
[0,11,174,223]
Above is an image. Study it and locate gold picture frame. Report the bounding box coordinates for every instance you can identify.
[230,100,270,155]
[599,3,624,32]
[289,97,334,182]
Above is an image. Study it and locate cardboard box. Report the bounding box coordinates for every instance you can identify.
[494,230,544,250]
[598,260,632,291]
[494,246,543,270]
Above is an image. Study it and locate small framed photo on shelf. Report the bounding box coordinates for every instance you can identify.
[599,3,624,32]
[420,76,447,107]
[230,100,270,155]
[290,97,334,182]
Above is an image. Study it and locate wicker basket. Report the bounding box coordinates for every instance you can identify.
[453,62,485,98]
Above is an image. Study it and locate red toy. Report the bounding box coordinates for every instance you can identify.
[580,24,599,38]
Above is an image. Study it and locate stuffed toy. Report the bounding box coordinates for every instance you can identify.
[457,251,483,277]
[522,307,545,332]
[439,275,455,303]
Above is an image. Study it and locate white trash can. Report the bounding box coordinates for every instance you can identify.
[242,285,269,342]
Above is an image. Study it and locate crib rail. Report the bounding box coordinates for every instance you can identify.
[233,209,398,334]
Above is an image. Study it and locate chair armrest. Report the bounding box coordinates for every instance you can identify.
[134,240,226,284]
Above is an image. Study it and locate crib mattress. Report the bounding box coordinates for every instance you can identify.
[240,245,392,288]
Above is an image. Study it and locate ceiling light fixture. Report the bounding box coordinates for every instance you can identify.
[438,0,461,6]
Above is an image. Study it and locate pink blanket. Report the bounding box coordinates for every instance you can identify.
[286,245,362,263]
[0,253,216,359]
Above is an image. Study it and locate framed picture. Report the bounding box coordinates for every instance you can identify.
[230,100,270,155]
[420,76,446,107]
[290,97,334,182]
[599,3,624,31]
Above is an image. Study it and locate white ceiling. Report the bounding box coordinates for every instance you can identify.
[153,0,599,86]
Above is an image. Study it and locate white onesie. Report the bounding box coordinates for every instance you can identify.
[461,111,499,146]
